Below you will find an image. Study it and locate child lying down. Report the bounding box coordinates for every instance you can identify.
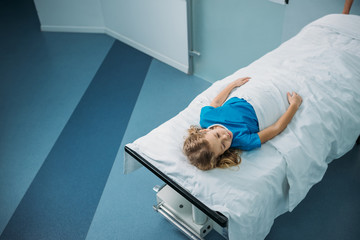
[183,77,302,170]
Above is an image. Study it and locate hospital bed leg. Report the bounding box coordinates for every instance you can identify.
[153,184,228,239]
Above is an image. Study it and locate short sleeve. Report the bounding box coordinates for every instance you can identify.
[234,132,261,151]
[200,106,215,128]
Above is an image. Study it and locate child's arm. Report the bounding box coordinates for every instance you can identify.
[210,77,250,108]
[258,92,302,144]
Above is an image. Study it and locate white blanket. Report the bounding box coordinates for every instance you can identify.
[124,14,360,239]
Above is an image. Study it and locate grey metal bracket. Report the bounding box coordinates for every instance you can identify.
[189,50,201,57]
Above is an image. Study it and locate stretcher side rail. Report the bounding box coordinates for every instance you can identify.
[124,145,228,227]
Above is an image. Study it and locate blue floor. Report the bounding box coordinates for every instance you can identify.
[1,0,359,240]
[1,39,152,240]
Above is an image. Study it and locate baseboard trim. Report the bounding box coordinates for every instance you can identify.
[40,25,105,34]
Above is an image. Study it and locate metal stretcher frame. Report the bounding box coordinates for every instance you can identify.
[124,145,228,228]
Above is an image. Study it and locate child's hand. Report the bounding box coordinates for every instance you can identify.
[233,77,251,87]
[287,92,302,108]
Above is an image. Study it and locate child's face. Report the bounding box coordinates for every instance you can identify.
[203,126,233,157]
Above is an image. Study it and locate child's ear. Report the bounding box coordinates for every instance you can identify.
[200,129,208,133]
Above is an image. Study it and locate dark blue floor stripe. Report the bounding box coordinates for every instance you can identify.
[1,41,151,240]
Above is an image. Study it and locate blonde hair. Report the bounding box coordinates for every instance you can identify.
[183,126,241,170]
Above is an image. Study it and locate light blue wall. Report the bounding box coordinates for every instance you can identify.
[34,0,360,82]
[193,0,286,82]
[281,0,360,42]
[193,0,360,82]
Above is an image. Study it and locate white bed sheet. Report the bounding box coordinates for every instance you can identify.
[124,14,360,240]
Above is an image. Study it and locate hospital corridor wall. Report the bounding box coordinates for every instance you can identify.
[0,0,359,239]
[192,0,360,82]
[32,0,360,83]
[34,0,190,73]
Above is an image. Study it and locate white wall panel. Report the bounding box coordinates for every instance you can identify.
[101,0,189,73]
[34,0,105,33]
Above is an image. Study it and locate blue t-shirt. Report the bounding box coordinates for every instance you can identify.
[200,97,261,151]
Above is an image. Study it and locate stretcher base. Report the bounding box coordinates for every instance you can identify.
[153,184,228,239]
